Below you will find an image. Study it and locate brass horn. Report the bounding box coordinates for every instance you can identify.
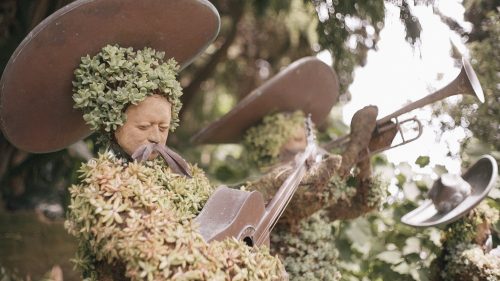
[324,58,485,154]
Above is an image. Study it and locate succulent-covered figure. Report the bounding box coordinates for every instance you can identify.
[192,57,395,280]
[241,105,391,226]
[65,47,288,279]
[0,1,287,280]
[401,155,499,281]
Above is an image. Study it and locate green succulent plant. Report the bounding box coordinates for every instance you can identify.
[243,111,306,168]
[65,152,286,280]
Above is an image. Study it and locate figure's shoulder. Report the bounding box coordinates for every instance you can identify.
[78,151,124,173]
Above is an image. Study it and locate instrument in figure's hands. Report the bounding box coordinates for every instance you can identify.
[195,115,319,247]
[324,58,484,159]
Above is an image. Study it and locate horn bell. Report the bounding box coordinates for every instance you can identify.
[461,58,485,103]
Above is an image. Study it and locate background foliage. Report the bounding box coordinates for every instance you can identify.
[0,0,498,280]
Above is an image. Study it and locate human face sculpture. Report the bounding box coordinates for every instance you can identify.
[278,125,307,163]
[114,95,172,160]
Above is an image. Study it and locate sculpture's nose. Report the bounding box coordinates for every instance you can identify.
[148,127,161,144]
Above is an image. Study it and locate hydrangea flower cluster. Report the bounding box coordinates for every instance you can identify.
[72,45,183,143]
[243,111,306,168]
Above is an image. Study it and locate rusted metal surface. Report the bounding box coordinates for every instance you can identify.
[0,0,220,153]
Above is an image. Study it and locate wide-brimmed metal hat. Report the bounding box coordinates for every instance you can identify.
[401,155,498,227]
[0,0,220,153]
[191,57,339,144]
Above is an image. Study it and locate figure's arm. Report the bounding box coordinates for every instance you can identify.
[245,153,342,228]
[246,106,398,228]
[338,105,378,177]
[325,106,397,221]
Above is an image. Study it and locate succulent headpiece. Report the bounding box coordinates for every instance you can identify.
[243,111,306,167]
[72,45,183,143]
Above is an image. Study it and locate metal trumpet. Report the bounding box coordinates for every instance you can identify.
[324,58,485,156]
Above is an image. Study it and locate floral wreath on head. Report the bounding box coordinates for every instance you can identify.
[72,44,183,145]
[243,110,306,168]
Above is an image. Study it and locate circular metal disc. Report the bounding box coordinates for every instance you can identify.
[0,0,220,153]
[191,57,340,144]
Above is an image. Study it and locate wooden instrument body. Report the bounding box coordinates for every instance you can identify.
[195,186,270,247]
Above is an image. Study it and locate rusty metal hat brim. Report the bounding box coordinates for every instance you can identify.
[191,57,339,144]
[401,155,498,228]
[0,0,220,153]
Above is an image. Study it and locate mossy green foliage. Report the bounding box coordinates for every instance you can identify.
[65,152,286,280]
[322,173,387,222]
[72,45,183,143]
[327,174,357,205]
[365,174,387,209]
[243,111,305,168]
[271,211,341,281]
[441,244,500,281]
[439,203,500,281]
[444,203,499,250]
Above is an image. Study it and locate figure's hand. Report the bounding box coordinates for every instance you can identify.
[368,123,398,153]
[340,105,378,177]
[356,123,398,162]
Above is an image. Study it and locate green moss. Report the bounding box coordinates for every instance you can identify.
[438,203,500,281]
[365,174,387,209]
[243,111,305,168]
[441,243,500,281]
[327,174,357,206]
[72,45,183,144]
[443,202,499,249]
[271,211,341,281]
